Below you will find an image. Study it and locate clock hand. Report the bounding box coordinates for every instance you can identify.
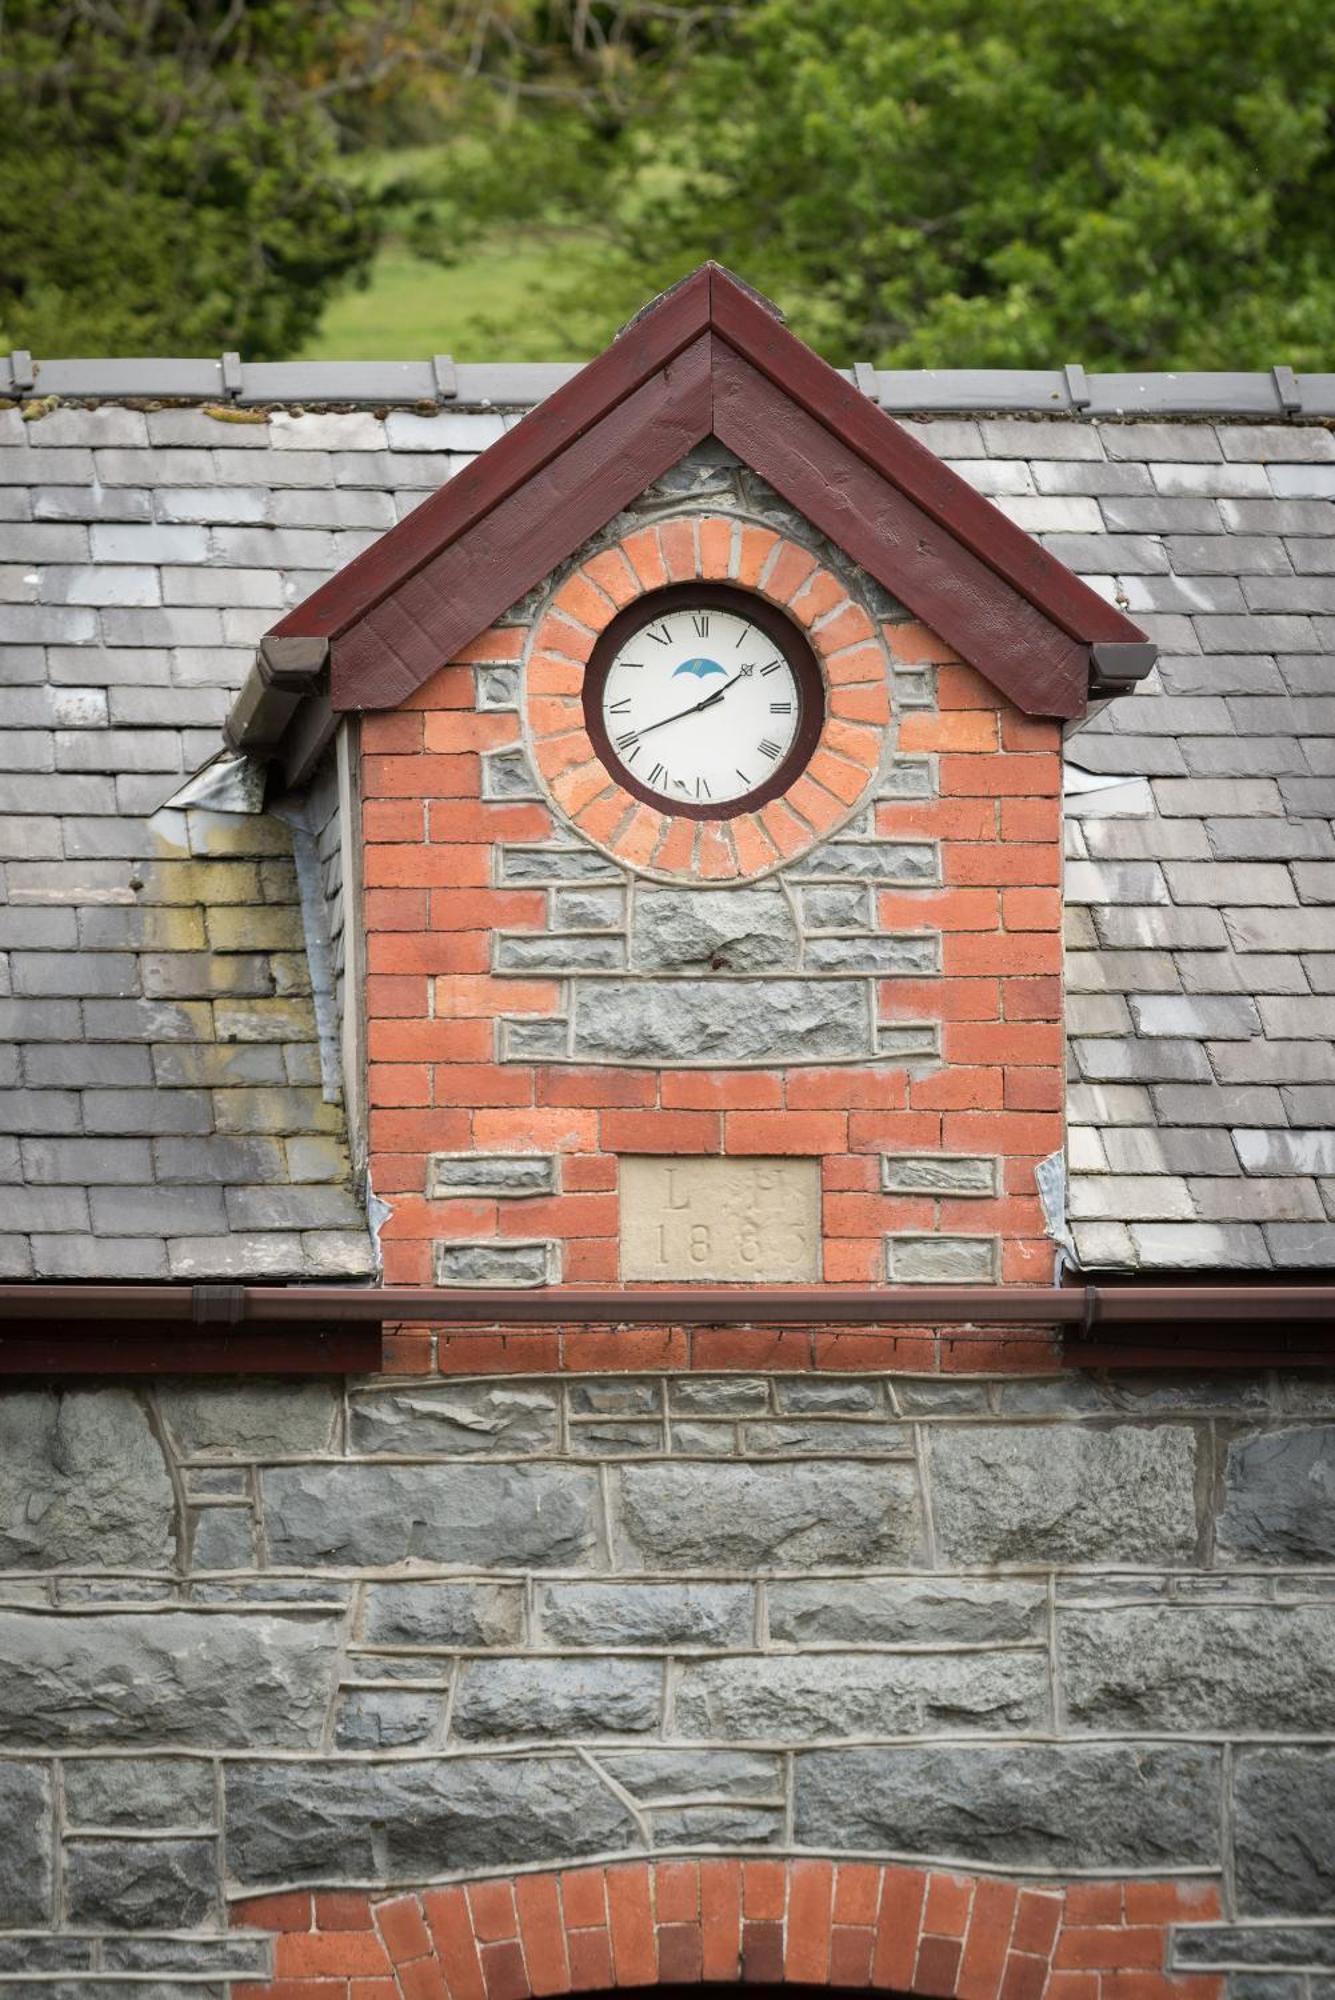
[630,669,750,739]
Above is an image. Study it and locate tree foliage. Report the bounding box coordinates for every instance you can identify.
[498,0,1335,369]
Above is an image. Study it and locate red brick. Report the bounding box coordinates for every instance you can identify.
[1001,796,1061,841]
[234,1983,346,2000]
[1055,1930,1163,1971]
[277,1930,390,1977]
[1004,1067,1064,1111]
[559,1869,607,1931]
[812,1328,938,1371]
[468,1881,518,1944]
[232,1891,313,1932]
[365,888,430,931]
[724,1109,848,1154]
[900,710,999,753]
[314,1892,374,1933]
[1064,1886,1123,1927]
[475,1108,597,1151]
[1003,976,1063,1022]
[831,1926,877,1987]
[536,1068,655,1109]
[883,977,1000,1022]
[565,1929,613,1990]
[785,1858,835,1983]
[890,621,961,665]
[998,1952,1050,2000]
[742,1919,785,1982]
[957,1880,1019,2000]
[1046,1978,1099,2000]
[910,1067,1004,1111]
[1122,1881,1221,1925]
[876,797,997,841]
[353,1980,404,2000]
[935,663,1000,707]
[1001,711,1059,751]
[879,887,999,931]
[515,1872,571,1996]
[661,1070,784,1109]
[925,1874,975,1940]
[945,1021,1064,1067]
[1002,887,1062,931]
[481,1938,531,2000]
[423,1885,486,2000]
[1011,1892,1063,1958]
[562,1239,620,1282]
[564,1326,688,1371]
[945,844,1061,887]
[691,1326,812,1370]
[943,933,1063,977]
[400,1958,451,2000]
[787,1068,907,1111]
[742,1859,787,1921]
[699,1859,743,1982]
[562,1154,617,1191]
[657,1923,704,1984]
[599,1109,720,1153]
[655,1860,699,1924]
[914,1932,964,1995]
[364,799,428,842]
[362,710,426,752]
[873,1866,928,1990]
[941,752,1060,796]
[376,1896,432,1963]
[606,1864,658,1986]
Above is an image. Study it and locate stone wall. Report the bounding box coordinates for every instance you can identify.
[2,1369,1333,1994]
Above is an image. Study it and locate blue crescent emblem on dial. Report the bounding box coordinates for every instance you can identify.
[672,656,726,679]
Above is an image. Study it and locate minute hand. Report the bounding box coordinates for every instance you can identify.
[633,670,748,739]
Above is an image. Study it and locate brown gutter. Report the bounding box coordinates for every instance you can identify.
[1,1282,1330,1375]
[2,1281,1332,1325]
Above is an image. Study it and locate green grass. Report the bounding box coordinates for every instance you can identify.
[299,230,596,362]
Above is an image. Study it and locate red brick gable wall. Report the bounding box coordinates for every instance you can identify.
[360,488,1064,1301]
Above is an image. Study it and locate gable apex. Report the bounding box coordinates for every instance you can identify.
[254,263,1149,728]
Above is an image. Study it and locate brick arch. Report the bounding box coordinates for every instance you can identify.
[231,1856,1224,2000]
[521,514,897,881]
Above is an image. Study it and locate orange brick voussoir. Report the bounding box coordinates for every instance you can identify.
[230,1859,1226,2000]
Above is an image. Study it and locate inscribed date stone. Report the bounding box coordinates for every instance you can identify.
[620,1156,820,1283]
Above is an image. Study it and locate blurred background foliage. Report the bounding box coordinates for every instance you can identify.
[2,0,1333,367]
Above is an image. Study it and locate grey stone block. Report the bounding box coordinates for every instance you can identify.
[614,1461,923,1570]
[741,1418,909,1455]
[434,1239,556,1287]
[769,1577,1047,1646]
[496,934,626,973]
[551,886,625,931]
[65,1835,216,1930]
[0,1389,173,1568]
[0,1610,341,1747]
[806,935,940,974]
[335,1688,441,1749]
[499,845,622,884]
[1128,994,1261,1039]
[349,1382,558,1457]
[453,1657,661,1739]
[363,1580,525,1649]
[534,1581,753,1649]
[480,747,539,800]
[668,1377,769,1415]
[0,1763,52,1924]
[787,840,937,882]
[888,1234,998,1282]
[63,1759,216,1830]
[1217,1427,1335,1561]
[676,1649,1048,1740]
[800,885,873,930]
[191,1506,256,1570]
[427,1155,558,1201]
[795,1741,1220,1868]
[1234,1748,1335,1914]
[1060,1604,1335,1730]
[631,887,798,973]
[262,1462,600,1569]
[929,1423,1199,1564]
[155,1381,337,1457]
[774,1379,880,1412]
[572,978,870,1065]
[603,1747,782,1803]
[225,1753,637,1886]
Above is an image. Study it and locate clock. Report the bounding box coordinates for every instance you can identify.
[583,584,824,820]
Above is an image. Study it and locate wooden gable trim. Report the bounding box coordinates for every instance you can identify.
[268,265,1147,721]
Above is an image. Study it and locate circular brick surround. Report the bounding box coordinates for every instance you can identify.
[522,515,894,882]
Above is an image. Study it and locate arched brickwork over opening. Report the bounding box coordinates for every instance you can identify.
[230,1856,1225,2000]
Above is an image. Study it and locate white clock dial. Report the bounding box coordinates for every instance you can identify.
[598,603,803,808]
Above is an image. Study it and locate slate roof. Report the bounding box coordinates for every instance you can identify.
[0,392,1332,1279]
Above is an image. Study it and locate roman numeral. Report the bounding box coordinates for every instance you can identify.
[615,729,639,749]
[695,776,711,800]
[760,659,783,676]
[735,768,751,786]
[648,761,667,788]
[759,739,781,760]
[770,700,792,714]
[648,625,671,646]
[608,698,632,714]
[692,613,710,637]
[620,660,644,670]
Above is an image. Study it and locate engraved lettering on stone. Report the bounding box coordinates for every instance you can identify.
[620,1157,819,1282]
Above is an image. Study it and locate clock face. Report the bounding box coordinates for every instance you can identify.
[583,585,824,820]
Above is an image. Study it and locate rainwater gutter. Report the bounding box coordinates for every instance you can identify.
[0,1281,1331,1376]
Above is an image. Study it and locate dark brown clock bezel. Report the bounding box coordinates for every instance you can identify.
[581,583,826,821]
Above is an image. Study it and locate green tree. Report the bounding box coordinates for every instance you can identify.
[0,1,387,358]
[500,0,1335,369]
